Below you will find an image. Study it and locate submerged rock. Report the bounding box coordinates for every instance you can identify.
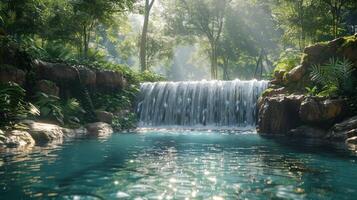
[85,122,113,137]
[257,95,304,134]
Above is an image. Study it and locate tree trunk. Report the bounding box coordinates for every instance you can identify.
[140,0,155,72]
[223,58,229,80]
[83,25,89,58]
[210,42,218,80]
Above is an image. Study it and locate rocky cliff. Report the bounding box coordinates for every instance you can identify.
[257,34,357,144]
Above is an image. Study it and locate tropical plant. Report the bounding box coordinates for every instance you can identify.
[34,92,86,126]
[34,92,64,124]
[310,57,355,96]
[62,98,86,126]
[0,82,39,129]
[305,86,319,96]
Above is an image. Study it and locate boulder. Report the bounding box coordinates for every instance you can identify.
[77,65,96,86]
[85,122,113,137]
[327,116,357,141]
[96,70,126,91]
[262,87,289,98]
[34,60,78,83]
[35,80,59,96]
[346,136,357,144]
[299,98,345,126]
[95,111,114,124]
[22,120,64,143]
[0,65,26,85]
[257,95,304,134]
[288,126,326,138]
[284,65,305,83]
[4,130,35,148]
[0,130,6,145]
[272,70,286,84]
[62,127,88,138]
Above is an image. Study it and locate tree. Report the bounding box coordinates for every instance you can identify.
[320,0,354,38]
[139,0,155,72]
[167,0,228,79]
[70,0,134,58]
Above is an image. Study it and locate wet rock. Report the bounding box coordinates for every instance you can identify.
[257,95,304,134]
[95,111,113,124]
[62,127,88,138]
[288,126,326,138]
[0,130,6,145]
[284,65,305,83]
[4,130,35,148]
[327,116,357,141]
[22,120,64,143]
[346,136,357,144]
[262,87,289,98]
[0,65,26,85]
[299,98,345,126]
[85,122,113,137]
[96,70,126,91]
[35,80,59,96]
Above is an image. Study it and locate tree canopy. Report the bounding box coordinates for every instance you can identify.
[1,0,357,80]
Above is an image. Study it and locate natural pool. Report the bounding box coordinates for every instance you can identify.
[0,130,357,200]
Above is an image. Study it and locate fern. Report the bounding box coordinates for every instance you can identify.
[310,57,355,96]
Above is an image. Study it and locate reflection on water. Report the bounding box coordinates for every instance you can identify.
[0,130,357,200]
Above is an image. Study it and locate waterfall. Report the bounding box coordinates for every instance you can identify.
[137,80,268,128]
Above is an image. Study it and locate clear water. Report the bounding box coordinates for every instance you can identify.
[1,130,357,200]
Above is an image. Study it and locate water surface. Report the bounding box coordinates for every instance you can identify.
[0,130,357,200]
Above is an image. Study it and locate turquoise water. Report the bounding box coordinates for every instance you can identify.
[0,130,357,200]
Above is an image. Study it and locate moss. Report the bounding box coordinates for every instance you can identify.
[339,35,357,51]
[316,40,329,46]
[262,88,274,97]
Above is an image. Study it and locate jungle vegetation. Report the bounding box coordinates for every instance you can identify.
[0,0,356,80]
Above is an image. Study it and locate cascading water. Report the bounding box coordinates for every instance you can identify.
[137,79,268,128]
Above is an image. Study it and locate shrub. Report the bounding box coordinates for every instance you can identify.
[310,57,355,97]
[0,82,39,129]
[274,48,302,73]
[34,92,85,126]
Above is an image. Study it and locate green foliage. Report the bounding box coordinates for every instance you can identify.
[310,57,355,97]
[112,112,137,131]
[34,92,85,126]
[305,86,318,96]
[274,49,302,73]
[62,98,86,126]
[0,82,39,129]
[34,92,64,124]
[92,92,132,113]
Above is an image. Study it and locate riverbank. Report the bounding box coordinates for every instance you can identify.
[0,36,163,151]
[257,34,357,145]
